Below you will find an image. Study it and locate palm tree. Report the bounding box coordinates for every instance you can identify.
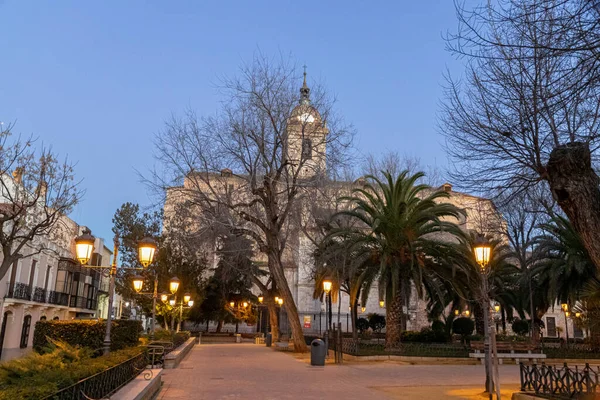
[326,170,465,348]
[532,215,597,305]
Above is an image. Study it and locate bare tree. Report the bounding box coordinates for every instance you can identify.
[362,151,443,187]
[441,0,600,269]
[0,124,82,281]
[153,54,354,352]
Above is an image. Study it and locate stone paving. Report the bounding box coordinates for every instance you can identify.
[158,343,522,399]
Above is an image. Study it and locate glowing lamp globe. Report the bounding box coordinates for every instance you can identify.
[169,277,180,294]
[230,301,235,308]
[161,293,169,302]
[454,309,460,316]
[561,303,568,312]
[243,301,248,308]
[138,237,157,268]
[188,300,194,307]
[183,293,191,303]
[361,307,366,313]
[473,235,492,269]
[169,299,176,307]
[277,298,283,305]
[494,304,501,312]
[576,312,581,318]
[258,296,264,304]
[132,276,144,293]
[465,310,471,317]
[74,231,95,265]
[323,279,332,294]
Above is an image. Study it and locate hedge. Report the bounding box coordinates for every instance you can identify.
[152,330,191,348]
[0,340,144,400]
[33,320,142,353]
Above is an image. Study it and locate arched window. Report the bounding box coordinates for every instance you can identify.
[40,316,47,321]
[20,315,32,348]
[53,316,59,321]
[0,311,11,359]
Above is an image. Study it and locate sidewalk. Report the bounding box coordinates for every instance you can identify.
[158,343,522,399]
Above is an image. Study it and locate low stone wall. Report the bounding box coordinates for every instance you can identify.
[334,351,478,364]
[164,337,196,369]
[112,369,162,400]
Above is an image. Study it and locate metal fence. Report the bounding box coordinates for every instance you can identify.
[520,362,600,399]
[42,348,159,400]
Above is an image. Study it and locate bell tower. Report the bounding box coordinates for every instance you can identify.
[287,67,329,178]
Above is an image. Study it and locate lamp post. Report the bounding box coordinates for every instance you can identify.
[474,234,500,400]
[131,238,158,338]
[561,303,570,346]
[74,230,155,355]
[159,280,192,332]
[323,278,333,332]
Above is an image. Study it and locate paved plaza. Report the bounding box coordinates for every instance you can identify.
[159,343,522,399]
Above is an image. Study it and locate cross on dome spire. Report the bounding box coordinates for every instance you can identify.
[300,65,310,105]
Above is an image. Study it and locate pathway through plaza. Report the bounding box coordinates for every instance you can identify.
[158,343,522,400]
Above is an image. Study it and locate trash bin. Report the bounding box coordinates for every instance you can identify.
[310,339,326,366]
[235,333,242,343]
[265,333,272,347]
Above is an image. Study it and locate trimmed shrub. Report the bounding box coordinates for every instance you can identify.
[0,340,144,400]
[431,320,445,333]
[511,319,529,336]
[452,317,475,341]
[33,320,142,353]
[368,313,386,333]
[400,328,448,343]
[356,318,370,333]
[152,330,191,348]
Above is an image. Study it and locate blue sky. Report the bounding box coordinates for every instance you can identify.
[0,1,466,242]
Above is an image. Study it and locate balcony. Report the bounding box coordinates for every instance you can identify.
[69,295,97,311]
[32,287,47,303]
[47,290,69,306]
[5,282,32,301]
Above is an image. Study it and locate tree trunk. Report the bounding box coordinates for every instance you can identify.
[547,142,600,270]
[351,300,358,340]
[385,292,403,350]
[206,320,209,332]
[474,303,485,335]
[268,301,279,342]
[269,254,307,352]
[216,320,223,333]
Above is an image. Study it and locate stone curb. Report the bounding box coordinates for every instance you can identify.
[112,369,162,400]
[164,337,196,369]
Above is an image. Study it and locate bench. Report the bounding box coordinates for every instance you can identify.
[469,341,546,364]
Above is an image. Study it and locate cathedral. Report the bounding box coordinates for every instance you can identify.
[165,73,501,335]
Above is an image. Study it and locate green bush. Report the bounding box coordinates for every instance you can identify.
[151,330,191,348]
[356,318,370,333]
[452,317,475,337]
[368,313,386,333]
[33,320,142,353]
[431,320,445,333]
[512,319,529,336]
[400,328,448,343]
[0,340,144,400]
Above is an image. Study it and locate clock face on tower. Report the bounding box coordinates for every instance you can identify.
[297,112,315,123]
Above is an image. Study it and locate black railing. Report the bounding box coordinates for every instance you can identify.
[32,287,47,303]
[5,282,32,300]
[47,291,69,306]
[68,295,97,310]
[42,350,152,400]
[520,362,600,399]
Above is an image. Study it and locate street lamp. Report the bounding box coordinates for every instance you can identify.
[230,301,235,308]
[277,298,283,306]
[169,277,181,294]
[183,293,192,304]
[323,278,333,331]
[379,300,385,308]
[161,293,169,303]
[74,229,155,355]
[132,276,145,293]
[361,306,366,313]
[138,237,157,268]
[258,296,263,304]
[473,234,500,399]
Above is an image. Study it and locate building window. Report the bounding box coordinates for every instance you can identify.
[20,315,32,348]
[40,316,47,321]
[546,317,556,337]
[574,324,584,338]
[301,138,312,160]
[53,316,59,321]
